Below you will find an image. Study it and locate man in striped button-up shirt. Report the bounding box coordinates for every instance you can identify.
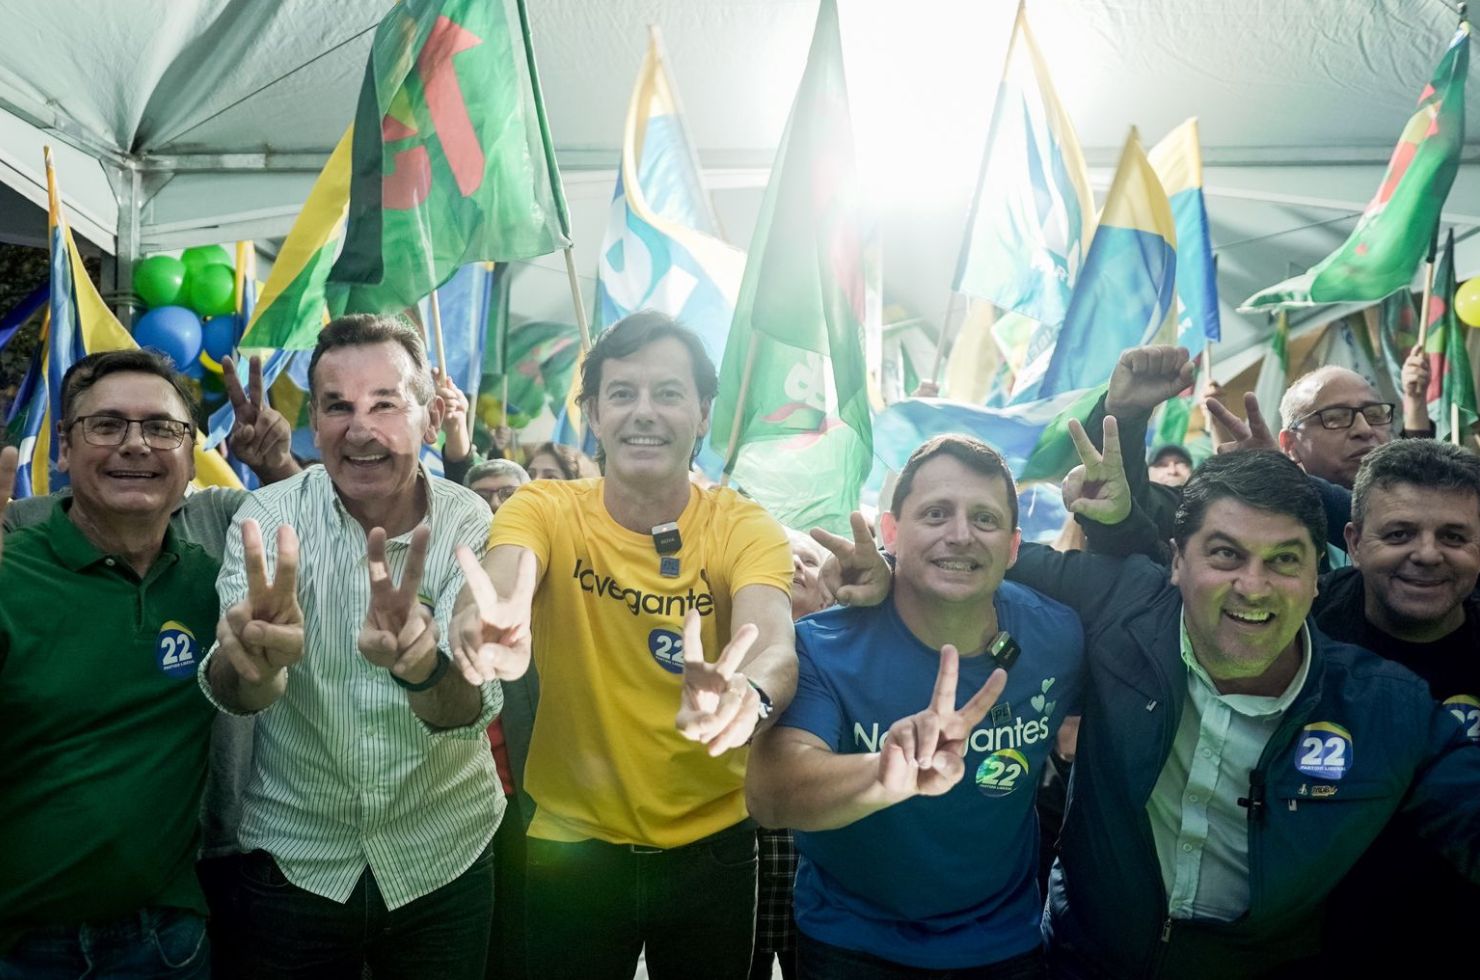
[200,315,499,980]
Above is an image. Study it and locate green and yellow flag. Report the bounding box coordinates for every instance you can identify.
[1242,23,1469,311]
[328,0,569,314]
[710,0,875,535]
[1425,230,1478,441]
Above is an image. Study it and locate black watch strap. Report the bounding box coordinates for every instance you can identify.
[391,648,452,693]
[748,679,773,720]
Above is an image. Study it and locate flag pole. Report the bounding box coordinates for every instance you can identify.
[563,247,593,352]
[1453,403,1462,446]
[718,334,759,488]
[427,288,448,377]
[1417,224,1440,347]
[928,291,960,384]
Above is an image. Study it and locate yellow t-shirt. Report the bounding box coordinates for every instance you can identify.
[489,478,792,847]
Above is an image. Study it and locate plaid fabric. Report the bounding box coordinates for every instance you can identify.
[755,828,799,954]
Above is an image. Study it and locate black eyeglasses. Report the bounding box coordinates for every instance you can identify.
[472,485,521,504]
[69,414,193,449]
[1288,402,1395,431]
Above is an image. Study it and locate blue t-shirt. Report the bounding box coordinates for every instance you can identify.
[781,581,1085,969]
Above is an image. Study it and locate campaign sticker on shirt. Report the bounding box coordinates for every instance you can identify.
[648,628,685,674]
[1293,722,1353,780]
[156,621,199,677]
[1444,695,1480,741]
[975,748,1030,798]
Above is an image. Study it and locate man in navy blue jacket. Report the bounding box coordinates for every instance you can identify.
[825,420,1480,978]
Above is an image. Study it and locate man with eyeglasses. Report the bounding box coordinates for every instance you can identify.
[0,350,220,977]
[465,459,529,515]
[1275,367,1395,490]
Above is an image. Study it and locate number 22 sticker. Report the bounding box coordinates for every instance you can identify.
[1294,722,1352,780]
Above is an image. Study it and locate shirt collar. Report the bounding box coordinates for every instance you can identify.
[1178,607,1312,717]
[47,497,181,573]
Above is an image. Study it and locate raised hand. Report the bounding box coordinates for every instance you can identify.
[675,609,762,757]
[450,546,534,683]
[1062,416,1132,525]
[434,368,472,463]
[812,511,890,607]
[218,519,304,686]
[0,445,18,568]
[359,525,443,684]
[1204,392,1279,454]
[1401,343,1431,398]
[223,354,296,481]
[1105,345,1196,418]
[879,646,1006,799]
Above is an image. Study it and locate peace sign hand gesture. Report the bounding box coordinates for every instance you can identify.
[450,546,535,683]
[812,511,891,607]
[223,354,296,481]
[1061,416,1132,526]
[675,609,763,757]
[359,526,442,685]
[1203,393,1279,454]
[879,646,1006,799]
[218,519,304,687]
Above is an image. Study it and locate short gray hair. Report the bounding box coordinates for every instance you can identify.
[464,458,529,488]
[1278,366,1376,434]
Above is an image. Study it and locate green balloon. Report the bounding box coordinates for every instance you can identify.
[181,244,232,271]
[134,255,186,309]
[184,263,237,317]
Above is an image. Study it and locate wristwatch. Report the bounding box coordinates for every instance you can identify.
[748,679,774,721]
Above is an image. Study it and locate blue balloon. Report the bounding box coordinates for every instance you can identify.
[202,314,240,361]
[132,305,203,370]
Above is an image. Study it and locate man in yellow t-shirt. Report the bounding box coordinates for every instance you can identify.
[452,312,796,980]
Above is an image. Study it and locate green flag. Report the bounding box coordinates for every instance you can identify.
[1241,24,1468,311]
[1425,230,1479,441]
[1253,310,1291,429]
[710,0,875,535]
[329,0,569,314]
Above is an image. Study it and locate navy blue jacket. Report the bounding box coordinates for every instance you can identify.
[1007,544,1480,979]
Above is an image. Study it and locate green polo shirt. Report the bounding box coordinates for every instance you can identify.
[0,500,221,949]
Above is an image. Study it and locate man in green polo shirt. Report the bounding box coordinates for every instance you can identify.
[0,350,221,978]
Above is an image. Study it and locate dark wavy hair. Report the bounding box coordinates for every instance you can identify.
[1173,450,1326,552]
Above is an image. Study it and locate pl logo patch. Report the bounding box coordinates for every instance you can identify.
[648,628,685,674]
[156,621,198,677]
[1294,722,1352,780]
[975,748,1030,797]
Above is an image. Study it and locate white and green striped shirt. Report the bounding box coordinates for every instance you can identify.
[199,464,502,909]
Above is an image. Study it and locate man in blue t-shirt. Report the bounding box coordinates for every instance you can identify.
[747,435,1085,978]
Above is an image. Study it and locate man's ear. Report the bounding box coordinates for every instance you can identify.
[1343,521,1361,566]
[1169,541,1184,587]
[1277,428,1300,462]
[879,511,898,551]
[56,420,71,474]
[697,398,712,440]
[422,395,445,446]
[1006,528,1022,568]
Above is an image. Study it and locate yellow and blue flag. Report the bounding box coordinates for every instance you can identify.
[1037,128,1177,396]
[10,149,242,497]
[954,3,1094,329]
[1149,118,1220,347]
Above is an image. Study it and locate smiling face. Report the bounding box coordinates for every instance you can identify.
[587,336,710,490]
[884,455,1021,608]
[786,529,831,619]
[1279,372,1392,488]
[58,371,195,526]
[1346,483,1480,641]
[1171,498,1319,685]
[310,341,440,523]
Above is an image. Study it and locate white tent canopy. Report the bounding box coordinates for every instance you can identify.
[2,0,1478,374]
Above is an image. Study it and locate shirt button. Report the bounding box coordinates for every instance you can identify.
[1187,794,1199,804]
[1182,843,1194,853]
[105,557,116,566]
[1201,748,1213,759]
